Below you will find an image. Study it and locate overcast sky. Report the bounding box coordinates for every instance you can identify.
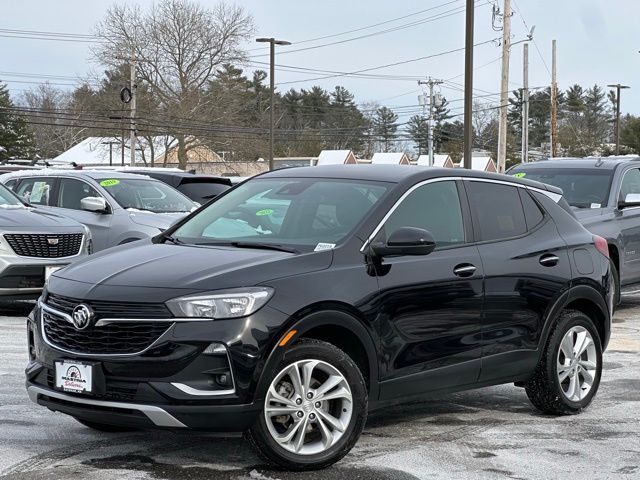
[3,0,639,120]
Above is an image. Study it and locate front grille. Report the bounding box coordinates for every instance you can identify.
[5,233,83,258]
[42,310,170,355]
[46,293,172,320]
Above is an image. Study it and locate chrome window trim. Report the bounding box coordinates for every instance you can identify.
[2,231,85,260]
[27,385,187,428]
[360,175,562,252]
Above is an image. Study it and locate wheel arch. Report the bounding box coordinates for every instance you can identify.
[256,304,379,404]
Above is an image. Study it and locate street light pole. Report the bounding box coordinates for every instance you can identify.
[463,0,474,170]
[256,37,291,171]
[607,83,630,155]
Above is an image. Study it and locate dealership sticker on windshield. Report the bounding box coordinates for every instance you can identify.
[256,209,274,216]
[512,172,526,178]
[314,243,336,252]
[100,179,120,187]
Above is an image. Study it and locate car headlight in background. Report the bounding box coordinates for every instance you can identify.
[166,287,274,319]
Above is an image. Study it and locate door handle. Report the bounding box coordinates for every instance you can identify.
[453,264,477,277]
[539,254,559,267]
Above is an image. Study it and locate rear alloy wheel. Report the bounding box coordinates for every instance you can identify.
[246,339,367,470]
[525,310,603,415]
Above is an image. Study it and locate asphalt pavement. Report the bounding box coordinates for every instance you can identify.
[0,298,638,480]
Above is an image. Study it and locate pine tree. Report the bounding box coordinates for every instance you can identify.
[407,115,428,155]
[0,82,35,161]
[373,106,398,152]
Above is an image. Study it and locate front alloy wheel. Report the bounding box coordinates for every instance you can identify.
[246,339,367,471]
[556,326,598,402]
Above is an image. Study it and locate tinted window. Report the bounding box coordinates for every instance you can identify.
[377,180,465,249]
[58,178,101,210]
[467,181,526,241]
[620,168,640,201]
[15,177,55,206]
[173,178,388,251]
[179,182,230,202]
[509,168,612,208]
[519,189,545,230]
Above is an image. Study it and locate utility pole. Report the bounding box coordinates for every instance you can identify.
[418,77,444,166]
[521,43,529,163]
[496,0,512,173]
[463,0,474,169]
[607,83,631,155]
[256,37,291,171]
[551,39,558,157]
[129,54,137,167]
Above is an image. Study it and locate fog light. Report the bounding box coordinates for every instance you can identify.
[203,343,227,355]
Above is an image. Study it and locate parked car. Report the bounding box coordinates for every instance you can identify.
[508,156,640,303]
[0,182,90,299]
[121,170,232,204]
[26,165,612,470]
[1,170,196,252]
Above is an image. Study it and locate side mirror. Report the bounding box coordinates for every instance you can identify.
[371,227,436,257]
[618,193,640,210]
[81,196,108,213]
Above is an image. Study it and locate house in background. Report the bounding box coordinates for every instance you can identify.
[316,150,357,165]
[371,152,410,165]
[416,154,454,168]
[469,156,497,172]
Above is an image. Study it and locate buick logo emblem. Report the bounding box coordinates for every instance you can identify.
[71,304,94,330]
[47,238,60,246]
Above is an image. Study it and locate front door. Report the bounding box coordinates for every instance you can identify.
[371,179,483,401]
[617,168,640,285]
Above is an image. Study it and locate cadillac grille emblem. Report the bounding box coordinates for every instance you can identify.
[71,304,94,330]
[47,238,60,246]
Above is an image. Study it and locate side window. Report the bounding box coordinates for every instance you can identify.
[58,178,101,210]
[4,179,17,191]
[620,168,640,201]
[519,189,545,230]
[14,177,55,206]
[467,181,526,242]
[376,180,465,249]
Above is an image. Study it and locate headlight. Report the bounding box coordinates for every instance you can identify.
[166,287,274,319]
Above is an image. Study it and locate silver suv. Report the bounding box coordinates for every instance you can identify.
[0,182,89,299]
[1,170,196,252]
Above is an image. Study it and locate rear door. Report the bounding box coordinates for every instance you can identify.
[464,180,572,382]
[372,179,484,400]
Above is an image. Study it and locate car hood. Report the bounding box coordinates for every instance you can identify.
[0,206,84,230]
[126,210,190,230]
[51,241,332,296]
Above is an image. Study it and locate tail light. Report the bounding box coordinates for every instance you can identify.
[593,235,609,258]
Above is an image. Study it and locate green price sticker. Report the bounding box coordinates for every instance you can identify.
[256,208,274,216]
[100,179,120,187]
[512,172,526,178]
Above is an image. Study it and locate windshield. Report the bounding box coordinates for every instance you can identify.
[97,177,195,213]
[172,178,389,251]
[0,183,25,208]
[510,168,613,208]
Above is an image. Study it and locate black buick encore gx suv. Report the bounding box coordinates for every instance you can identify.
[26,165,613,470]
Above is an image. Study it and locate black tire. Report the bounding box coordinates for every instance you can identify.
[245,338,367,471]
[74,418,136,432]
[611,259,621,308]
[525,309,603,415]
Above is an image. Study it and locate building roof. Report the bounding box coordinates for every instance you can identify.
[52,136,176,166]
[316,150,355,165]
[371,152,410,165]
[416,154,452,167]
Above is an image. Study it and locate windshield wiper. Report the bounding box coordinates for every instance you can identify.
[156,232,185,245]
[195,241,298,253]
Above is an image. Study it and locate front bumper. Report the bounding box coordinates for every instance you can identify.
[26,301,288,431]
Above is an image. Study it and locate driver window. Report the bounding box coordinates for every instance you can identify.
[375,180,465,249]
[620,168,640,201]
[58,178,101,210]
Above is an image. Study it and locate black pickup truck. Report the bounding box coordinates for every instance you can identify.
[509,156,640,303]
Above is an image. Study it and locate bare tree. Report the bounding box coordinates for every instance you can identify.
[93,0,254,169]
